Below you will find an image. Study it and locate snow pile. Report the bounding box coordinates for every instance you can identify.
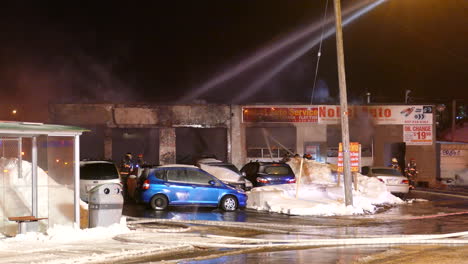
[199,163,243,183]
[0,158,53,234]
[247,159,404,216]
[287,158,335,184]
[5,218,130,243]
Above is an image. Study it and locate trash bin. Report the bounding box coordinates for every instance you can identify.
[88,183,123,228]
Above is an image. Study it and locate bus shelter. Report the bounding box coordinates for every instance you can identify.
[0,122,87,235]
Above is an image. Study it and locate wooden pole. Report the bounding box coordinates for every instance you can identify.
[452,100,456,142]
[296,158,304,199]
[333,0,353,206]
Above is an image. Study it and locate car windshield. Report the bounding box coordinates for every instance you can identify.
[371,168,402,176]
[80,163,119,180]
[264,165,291,175]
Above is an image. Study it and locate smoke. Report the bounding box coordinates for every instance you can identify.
[11,52,138,104]
[0,22,140,121]
[312,79,337,104]
[349,109,375,155]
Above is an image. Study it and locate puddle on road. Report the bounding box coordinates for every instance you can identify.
[179,246,390,264]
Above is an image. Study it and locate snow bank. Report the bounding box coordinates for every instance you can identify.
[247,159,404,216]
[199,163,243,183]
[287,158,335,184]
[4,218,130,244]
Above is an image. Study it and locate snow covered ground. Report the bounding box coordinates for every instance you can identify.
[247,158,404,216]
[0,159,410,263]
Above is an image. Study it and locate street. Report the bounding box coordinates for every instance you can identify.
[121,190,468,263]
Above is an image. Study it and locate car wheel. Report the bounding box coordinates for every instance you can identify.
[150,194,168,211]
[220,195,238,212]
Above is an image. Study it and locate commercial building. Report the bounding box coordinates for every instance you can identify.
[49,103,437,187]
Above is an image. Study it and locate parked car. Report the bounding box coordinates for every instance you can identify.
[240,161,296,187]
[196,158,252,190]
[140,164,247,211]
[361,166,410,195]
[80,160,121,202]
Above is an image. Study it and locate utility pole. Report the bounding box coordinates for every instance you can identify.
[333,0,353,206]
[405,89,411,104]
[452,99,456,142]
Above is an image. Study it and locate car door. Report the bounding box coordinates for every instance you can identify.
[165,168,193,205]
[185,168,222,206]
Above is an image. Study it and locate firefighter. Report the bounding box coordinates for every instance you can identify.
[120,152,135,176]
[135,153,146,168]
[390,157,401,172]
[405,158,418,189]
[119,152,135,199]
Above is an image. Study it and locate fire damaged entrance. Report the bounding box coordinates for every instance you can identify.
[246,126,296,160]
[112,128,159,165]
[175,128,227,164]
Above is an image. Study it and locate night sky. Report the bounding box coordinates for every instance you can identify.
[0,0,467,121]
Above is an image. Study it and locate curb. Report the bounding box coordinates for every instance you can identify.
[412,189,468,199]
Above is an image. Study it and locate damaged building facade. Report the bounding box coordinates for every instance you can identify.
[49,103,437,187]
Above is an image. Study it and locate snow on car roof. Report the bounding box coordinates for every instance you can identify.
[158,164,198,168]
[80,160,114,165]
[197,158,223,163]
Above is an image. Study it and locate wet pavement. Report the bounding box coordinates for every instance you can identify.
[123,190,468,236]
[181,246,392,264]
[0,189,466,264]
[121,189,468,263]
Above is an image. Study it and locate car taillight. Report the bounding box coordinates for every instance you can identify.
[401,179,409,184]
[256,177,269,184]
[377,178,384,183]
[287,178,296,183]
[142,179,150,190]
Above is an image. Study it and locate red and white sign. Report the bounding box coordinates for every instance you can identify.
[403,125,433,145]
[337,142,361,173]
[317,105,433,125]
[242,107,318,123]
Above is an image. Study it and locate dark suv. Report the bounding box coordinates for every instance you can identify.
[240,161,296,187]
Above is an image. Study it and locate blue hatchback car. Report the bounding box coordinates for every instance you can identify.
[140,165,247,211]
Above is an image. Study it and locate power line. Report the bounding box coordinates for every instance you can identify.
[310,0,329,105]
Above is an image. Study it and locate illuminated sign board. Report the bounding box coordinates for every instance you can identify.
[317,105,433,125]
[242,107,318,123]
[337,142,360,173]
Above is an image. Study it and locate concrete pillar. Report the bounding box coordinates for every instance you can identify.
[104,127,113,160]
[230,105,245,169]
[159,128,176,165]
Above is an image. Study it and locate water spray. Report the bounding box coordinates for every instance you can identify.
[233,0,387,103]
[179,0,380,103]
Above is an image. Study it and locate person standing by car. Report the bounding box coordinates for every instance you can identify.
[120,153,135,175]
[390,157,401,172]
[405,158,418,189]
[135,154,146,168]
[119,152,135,199]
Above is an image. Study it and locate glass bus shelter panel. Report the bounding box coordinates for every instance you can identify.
[46,136,75,227]
[0,137,33,235]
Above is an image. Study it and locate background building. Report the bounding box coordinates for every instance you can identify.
[50,103,437,187]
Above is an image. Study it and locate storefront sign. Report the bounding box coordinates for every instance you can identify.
[403,125,433,145]
[337,142,360,173]
[242,107,318,123]
[441,149,463,157]
[317,105,433,125]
